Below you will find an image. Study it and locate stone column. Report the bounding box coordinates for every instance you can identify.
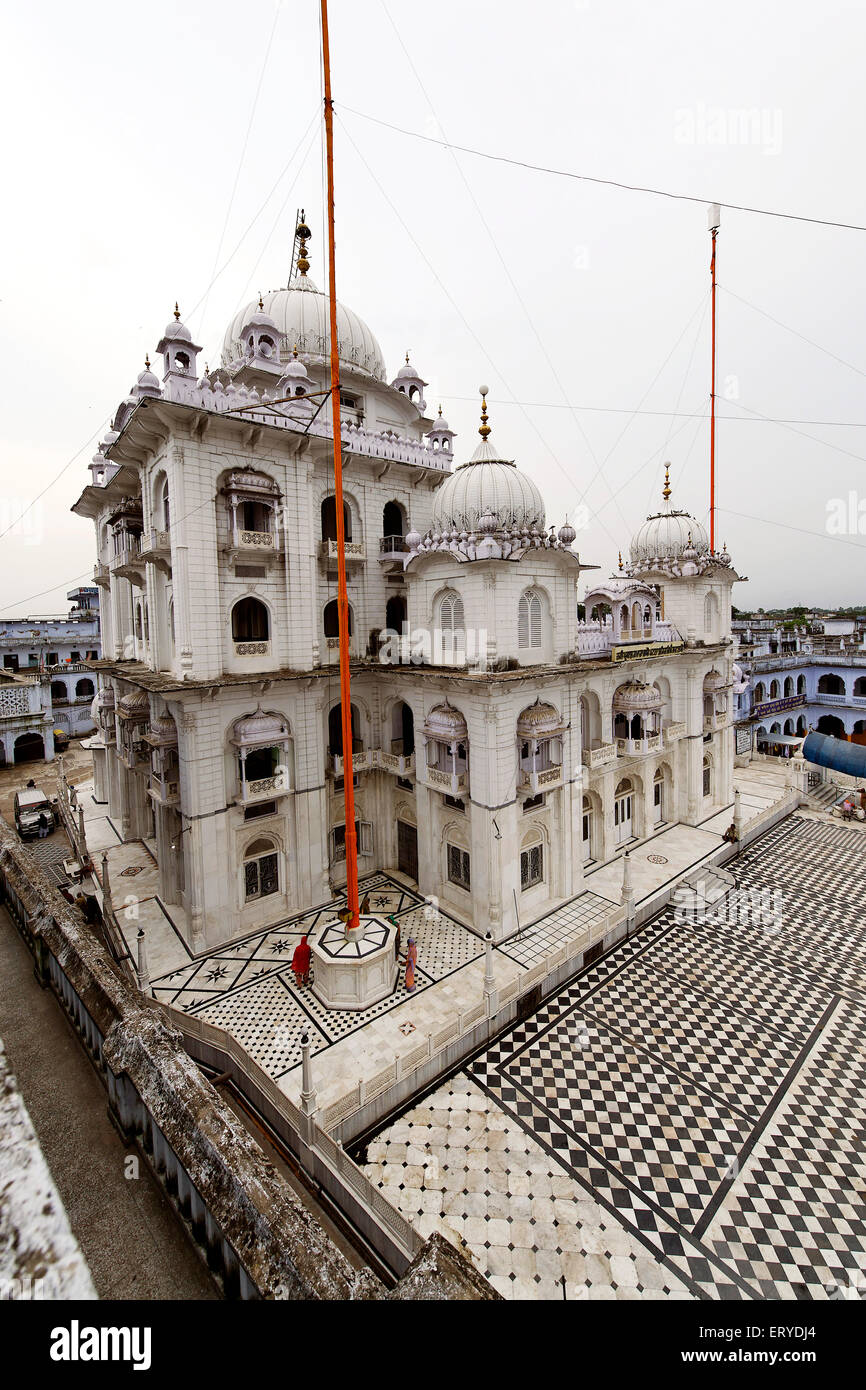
[136,928,150,993]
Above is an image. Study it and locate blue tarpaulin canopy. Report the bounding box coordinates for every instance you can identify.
[802,731,866,779]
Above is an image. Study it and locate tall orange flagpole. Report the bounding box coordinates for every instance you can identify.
[321,0,359,931]
[708,203,720,552]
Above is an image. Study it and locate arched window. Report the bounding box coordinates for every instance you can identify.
[386,595,406,633]
[797,674,806,694]
[382,500,405,539]
[75,678,94,699]
[161,478,170,531]
[328,702,361,757]
[134,604,143,641]
[704,592,719,635]
[769,679,780,699]
[518,591,542,649]
[754,682,765,703]
[520,832,544,891]
[321,495,352,542]
[620,605,629,631]
[784,677,794,697]
[50,680,67,703]
[438,592,465,655]
[232,596,270,642]
[818,672,845,695]
[244,837,279,902]
[702,755,712,797]
[324,600,353,638]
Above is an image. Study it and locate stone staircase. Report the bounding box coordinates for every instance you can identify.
[670,863,736,924]
[803,781,838,811]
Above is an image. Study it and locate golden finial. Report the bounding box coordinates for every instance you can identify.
[144,353,151,370]
[405,351,410,364]
[478,384,491,440]
[173,302,181,321]
[618,550,623,571]
[438,404,443,418]
[295,210,311,277]
[292,343,299,359]
[258,293,264,310]
[662,463,671,502]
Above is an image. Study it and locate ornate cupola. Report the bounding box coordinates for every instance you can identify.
[391,351,428,409]
[155,304,202,384]
[276,343,313,398]
[239,295,282,373]
[629,463,709,570]
[131,354,162,401]
[425,404,456,456]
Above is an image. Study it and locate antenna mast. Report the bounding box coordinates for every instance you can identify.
[320,0,359,931]
[708,203,720,552]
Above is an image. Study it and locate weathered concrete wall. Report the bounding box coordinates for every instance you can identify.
[0,1039,97,1300]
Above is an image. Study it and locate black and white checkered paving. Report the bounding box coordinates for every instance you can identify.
[363,816,866,1299]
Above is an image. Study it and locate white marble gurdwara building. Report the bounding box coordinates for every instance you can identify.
[72,228,742,951]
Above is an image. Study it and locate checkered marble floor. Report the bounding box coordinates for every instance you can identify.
[151,873,483,1078]
[361,816,866,1300]
[499,891,612,969]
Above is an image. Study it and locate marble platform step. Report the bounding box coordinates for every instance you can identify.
[673,863,736,921]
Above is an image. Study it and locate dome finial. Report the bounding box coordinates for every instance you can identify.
[405,350,410,365]
[618,550,623,572]
[438,403,443,418]
[478,384,491,440]
[292,343,299,359]
[295,210,311,278]
[662,463,672,503]
[258,292,264,311]
[144,353,151,369]
[173,302,181,322]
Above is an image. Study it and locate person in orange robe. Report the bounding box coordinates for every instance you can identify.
[405,937,418,992]
[291,934,311,986]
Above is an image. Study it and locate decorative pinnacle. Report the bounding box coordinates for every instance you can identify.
[405,351,410,364]
[173,302,181,321]
[258,293,264,310]
[144,354,151,369]
[618,550,623,572]
[295,210,311,277]
[662,463,671,502]
[478,384,491,439]
[292,343,299,359]
[438,404,443,418]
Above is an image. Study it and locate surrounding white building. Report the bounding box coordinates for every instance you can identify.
[0,589,101,762]
[72,225,741,951]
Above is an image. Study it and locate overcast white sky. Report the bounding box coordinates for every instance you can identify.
[3,0,866,614]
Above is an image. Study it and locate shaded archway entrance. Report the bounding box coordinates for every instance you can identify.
[14,732,45,763]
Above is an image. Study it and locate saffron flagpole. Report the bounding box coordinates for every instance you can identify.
[708,202,720,552]
[321,0,360,931]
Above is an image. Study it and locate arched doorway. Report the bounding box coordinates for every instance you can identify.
[817,714,846,739]
[614,778,633,844]
[14,732,44,763]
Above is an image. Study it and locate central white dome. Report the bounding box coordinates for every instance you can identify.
[431,437,545,535]
[222,276,386,381]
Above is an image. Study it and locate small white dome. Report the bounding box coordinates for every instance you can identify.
[430,437,545,536]
[631,509,709,566]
